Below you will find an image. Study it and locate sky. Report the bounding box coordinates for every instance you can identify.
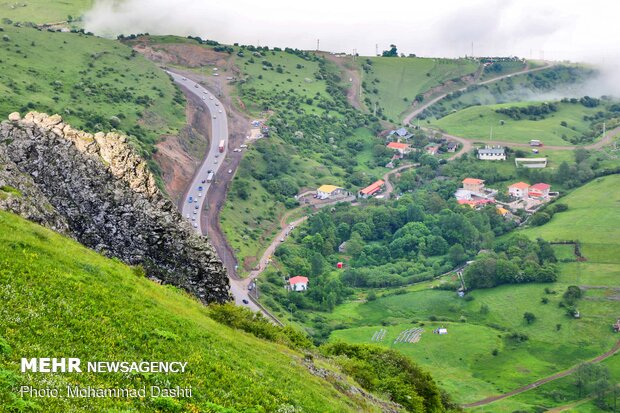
[83,0,620,64]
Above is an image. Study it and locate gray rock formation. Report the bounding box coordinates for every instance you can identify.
[0,112,230,304]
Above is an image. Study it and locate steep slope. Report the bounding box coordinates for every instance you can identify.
[0,112,229,303]
[0,210,397,412]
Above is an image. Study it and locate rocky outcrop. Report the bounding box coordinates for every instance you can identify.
[0,112,230,304]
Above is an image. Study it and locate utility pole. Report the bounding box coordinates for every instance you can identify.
[471,41,474,58]
[376,43,379,56]
[316,38,319,51]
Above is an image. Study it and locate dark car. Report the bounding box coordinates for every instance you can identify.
[242,299,249,304]
[198,186,203,191]
[201,179,206,184]
[195,205,199,209]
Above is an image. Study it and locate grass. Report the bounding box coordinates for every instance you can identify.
[0,210,389,412]
[479,60,527,81]
[0,25,185,160]
[360,56,479,121]
[433,101,600,146]
[0,0,93,24]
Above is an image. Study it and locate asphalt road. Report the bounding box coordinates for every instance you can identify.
[168,71,261,313]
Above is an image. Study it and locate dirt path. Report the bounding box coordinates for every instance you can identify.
[382,163,418,197]
[462,339,620,408]
[402,63,552,125]
[322,53,363,109]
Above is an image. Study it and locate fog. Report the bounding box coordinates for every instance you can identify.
[83,0,620,95]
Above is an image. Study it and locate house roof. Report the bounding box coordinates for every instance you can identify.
[478,147,505,155]
[387,142,409,150]
[497,207,509,215]
[393,127,408,137]
[289,276,308,285]
[447,141,457,148]
[360,180,385,195]
[509,182,530,190]
[530,183,551,191]
[458,199,494,206]
[317,185,341,193]
[463,178,484,185]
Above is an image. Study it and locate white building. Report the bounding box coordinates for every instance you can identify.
[478,146,506,161]
[288,276,308,292]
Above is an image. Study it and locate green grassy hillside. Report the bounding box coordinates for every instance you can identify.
[433,101,602,146]
[360,57,479,121]
[0,0,93,24]
[0,210,396,412]
[0,25,185,161]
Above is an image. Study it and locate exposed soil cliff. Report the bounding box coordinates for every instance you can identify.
[0,112,230,304]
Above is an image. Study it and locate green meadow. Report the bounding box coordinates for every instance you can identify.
[0,0,93,24]
[433,101,601,146]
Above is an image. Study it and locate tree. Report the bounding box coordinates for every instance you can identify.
[523,312,537,324]
[347,232,365,258]
[448,244,466,266]
[382,44,398,57]
[310,253,325,276]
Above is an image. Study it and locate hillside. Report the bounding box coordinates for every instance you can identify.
[0,0,92,24]
[433,100,606,146]
[0,210,398,412]
[0,24,185,164]
[359,56,480,121]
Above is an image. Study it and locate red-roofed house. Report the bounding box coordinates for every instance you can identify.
[462,178,485,193]
[289,276,308,291]
[359,180,385,198]
[529,183,551,198]
[509,182,530,199]
[387,142,412,156]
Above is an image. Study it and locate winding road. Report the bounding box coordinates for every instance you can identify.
[169,72,264,315]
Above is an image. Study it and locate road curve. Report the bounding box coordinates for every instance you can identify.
[403,63,552,125]
[168,71,261,313]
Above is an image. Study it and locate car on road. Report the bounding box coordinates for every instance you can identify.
[193,223,198,228]
[182,77,187,80]
[218,110,222,113]
[188,196,193,203]
[194,199,198,203]
[228,169,232,174]
[233,148,241,152]
[195,205,199,209]
[198,186,203,191]
[192,217,196,221]
[194,84,199,88]
[213,159,218,164]
[193,210,197,214]
[202,96,206,100]
[215,102,219,106]
[280,238,285,242]
[209,97,213,100]
[248,284,253,291]
[213,116,217,119]
[186,214,190,219]
[242,299,249,304]
[201,179,206,184]
[198,193,202,197]
[240,144,248,148]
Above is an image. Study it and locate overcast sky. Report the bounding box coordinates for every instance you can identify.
[84,0,620,64]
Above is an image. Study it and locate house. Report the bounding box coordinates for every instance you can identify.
[509,182,530,199]
[289,276,308,292]
[462,178,485,193]
[389,127,413,141]
[386,142,412,156]
[338,242,347,253]
[446,141,458,152]
[425,143,441,155]
[317,185,344,199]
[477,146,506,161]
[496,207,510,216]
[529,183,551,198]
[458,199,494,208]
[359,180,385,198]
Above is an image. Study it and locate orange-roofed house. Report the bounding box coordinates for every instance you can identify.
[289,276,309,291]
[386,142,412,156]
[509,182,530,199]
[359,180,385,198]
[462,178,485,193]
[529,183,551,198]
